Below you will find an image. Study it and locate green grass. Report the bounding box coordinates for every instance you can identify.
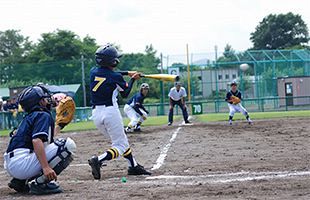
[62,115,180,133]
[1,110,309,136]
[0,115,177,136]
[196,110,310,122]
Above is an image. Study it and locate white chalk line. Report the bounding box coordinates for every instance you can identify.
[145,170,310,185]
[70,163,89,167]
[151,127,182,170]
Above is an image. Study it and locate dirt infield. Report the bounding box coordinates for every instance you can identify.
[0,117,309,199]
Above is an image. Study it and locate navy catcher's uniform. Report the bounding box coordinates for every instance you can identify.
[225,82,252,125]
[88,44,151,180]
[124,83,149,132]
[168,83,190,125]
[3,86,76,194]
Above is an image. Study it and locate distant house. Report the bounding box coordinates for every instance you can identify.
[1,84,80,100]
[0,88,10,99]
[277,76,310,106]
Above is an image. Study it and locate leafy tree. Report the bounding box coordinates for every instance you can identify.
[250,12,309,49]
[27,29,84,63]
[217,44,237,63]
[0,30,33,83]
[0,29,33,64]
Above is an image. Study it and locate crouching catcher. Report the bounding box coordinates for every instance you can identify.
[3,85,76,195]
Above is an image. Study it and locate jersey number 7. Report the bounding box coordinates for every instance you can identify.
[92,76,106,92]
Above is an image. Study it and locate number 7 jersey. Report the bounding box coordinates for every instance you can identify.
[90,67,128,107]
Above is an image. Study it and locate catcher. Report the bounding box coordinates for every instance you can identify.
[225,81,253,125]
[124,83,149,133]
[52,93,76,134]
[3,86,76,195]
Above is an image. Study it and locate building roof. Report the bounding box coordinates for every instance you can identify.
[0,88,10,98]
[0,84,80,98]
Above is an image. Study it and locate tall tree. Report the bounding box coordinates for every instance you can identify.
[27,29,83,63]
[0,30,33,83]
[0,29,33,64]
[250,12,309,49]
[217,44,238,63]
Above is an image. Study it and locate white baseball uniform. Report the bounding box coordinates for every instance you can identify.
[168,86,187,101]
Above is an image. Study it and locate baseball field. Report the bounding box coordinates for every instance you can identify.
[0,114,310,199]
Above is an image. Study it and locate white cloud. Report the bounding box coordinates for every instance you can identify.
[0,0,309,56]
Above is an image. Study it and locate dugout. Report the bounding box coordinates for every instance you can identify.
[277,76,310,106]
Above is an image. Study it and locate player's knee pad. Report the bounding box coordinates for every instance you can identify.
[51,138,76,174]
[34,138,76,184]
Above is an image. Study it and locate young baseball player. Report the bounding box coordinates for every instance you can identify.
[124,83,149,133]
[88,44,151,180]
[225,81,253,125]
[3,85,76,195]
[168,82,190,126]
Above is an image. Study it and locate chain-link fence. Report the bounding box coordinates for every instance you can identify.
[164,49,310,101]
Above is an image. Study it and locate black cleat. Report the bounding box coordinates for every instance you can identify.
[184,120,191,124]
[128,164,152,176]
[8,178,29,193]
[29,181,63,195]
[168,122,172,126]
[88,156,101,180]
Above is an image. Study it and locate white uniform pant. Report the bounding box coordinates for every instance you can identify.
[92,105,129,155]
[228,103,248,117]
[3,143,58,180]
[123,104,147,128]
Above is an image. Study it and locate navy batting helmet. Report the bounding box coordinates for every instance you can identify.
[95,44,122,67]
[17,86,51,113]
[230,81,238,86]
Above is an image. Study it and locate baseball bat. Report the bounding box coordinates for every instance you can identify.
[119,71,179,82]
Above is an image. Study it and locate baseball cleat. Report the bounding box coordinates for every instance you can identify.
[229,120,232,125]
[128,164,152,175]
[248,119,253,124]
[88,156,102,180]
[28,181,63,195]
[125,127,134,133]
[134,124,141,132]
[168,122,172,126]
[8,178,29,193]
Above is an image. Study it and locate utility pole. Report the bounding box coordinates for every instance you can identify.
[81,54,87,107]
[160,53,165,115]
[214,45,219,113]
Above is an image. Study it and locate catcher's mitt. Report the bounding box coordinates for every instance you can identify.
[230,95,241,105]
[56,96,76,129]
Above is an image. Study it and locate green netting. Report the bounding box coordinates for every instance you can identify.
[166,49,310,100]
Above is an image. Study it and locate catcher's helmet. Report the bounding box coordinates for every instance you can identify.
[17,86,51,113]
[140,83,149,90]
[95,44,122,67]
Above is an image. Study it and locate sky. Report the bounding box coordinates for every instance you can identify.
[1,0,310,57]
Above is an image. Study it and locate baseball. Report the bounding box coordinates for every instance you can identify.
[240,63,249,71]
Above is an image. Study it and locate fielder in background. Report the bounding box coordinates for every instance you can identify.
[225,81,253,125]
[88,44,151,180]
[124,83,150,133]
[168,82,191,126]
[3,85,76,195]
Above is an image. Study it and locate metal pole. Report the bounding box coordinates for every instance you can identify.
[81,54,87,107]
[214,45,219,112]
[160,53,165,115]
[186,44,191,101]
